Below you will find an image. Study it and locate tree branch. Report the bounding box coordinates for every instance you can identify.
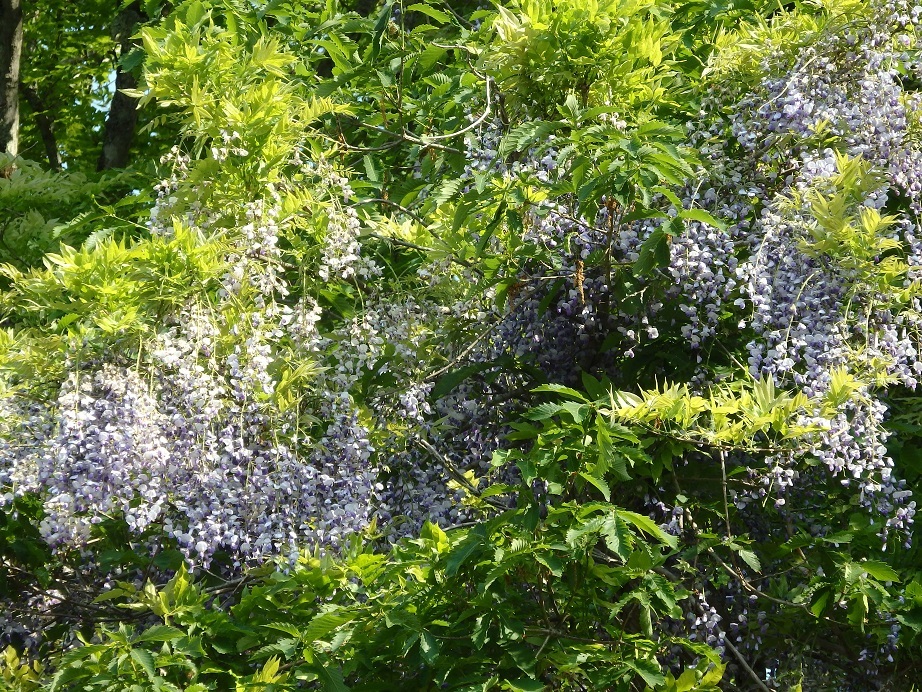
[20,83,59,169]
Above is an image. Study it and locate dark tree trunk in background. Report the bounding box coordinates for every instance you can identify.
[0,0,23,163]
[97,1,142,171]
[21,84,60,169]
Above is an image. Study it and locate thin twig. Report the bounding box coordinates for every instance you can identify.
[719,449,732,539]
[415,437,508,510]
[425,284,544,382]
[723,636,771,692]
[707,548,859,627]
[343,75,492,151]
[420,77,493,143]
[363,232,433,253]
[351,120,465,155]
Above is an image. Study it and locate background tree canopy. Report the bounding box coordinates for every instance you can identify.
[2,0,922,690]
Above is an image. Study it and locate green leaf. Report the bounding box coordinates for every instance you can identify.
[130,648,157,681]
[579,471,611,501]
[363,155,380,183]
[848,593,869,628]
[619,510,678,549]
[370,1,394,60]
[700,662,726,685]
[678,207,727,230]
[534,552,564,576]
[475,202,506,257]
[601,513,631,560]
[822,531,854,545]
[627,549,654,571]
[317,663,350,692]
[559,401,589,424]
[255,638,298,660]
[652,185,683,209]
[636,121,683,138]
[639,605,654,637]
[810,586,832,617]
[136,625,184,643]
[732,548,761,573]
[897,611,922,632]
[303,611,355,644]
[263,622,304,639]
[628,658,665,687]
[634,226,671,276]
[675,668,698,691]
[50,664,92,691]
[433,177,464,206]
[844,561,863,586]
[119,47,146,73]
[581,372,607,400]
[504,678,545,692]
[421,521,449,552]
[526,402,566,421]
[446,530,484,576]
[418,44,447,70]
[92,587,129,603]
[532,383,588,401]
[861,560,900,583]
[419,631,440,664]
[499,121,562,158]
[185,0,206,25]
[566,515,606,549]
[596,420,631,481]
[407,3,452,24]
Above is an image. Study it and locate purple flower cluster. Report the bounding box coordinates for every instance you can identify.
[660,0,922,541]
[0,140,482,564]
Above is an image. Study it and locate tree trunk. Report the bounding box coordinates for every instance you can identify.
[21,84,60,169]
[96,1,142,171]
[0,0,23,162]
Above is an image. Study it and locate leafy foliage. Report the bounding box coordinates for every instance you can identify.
[3,0,922,690]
